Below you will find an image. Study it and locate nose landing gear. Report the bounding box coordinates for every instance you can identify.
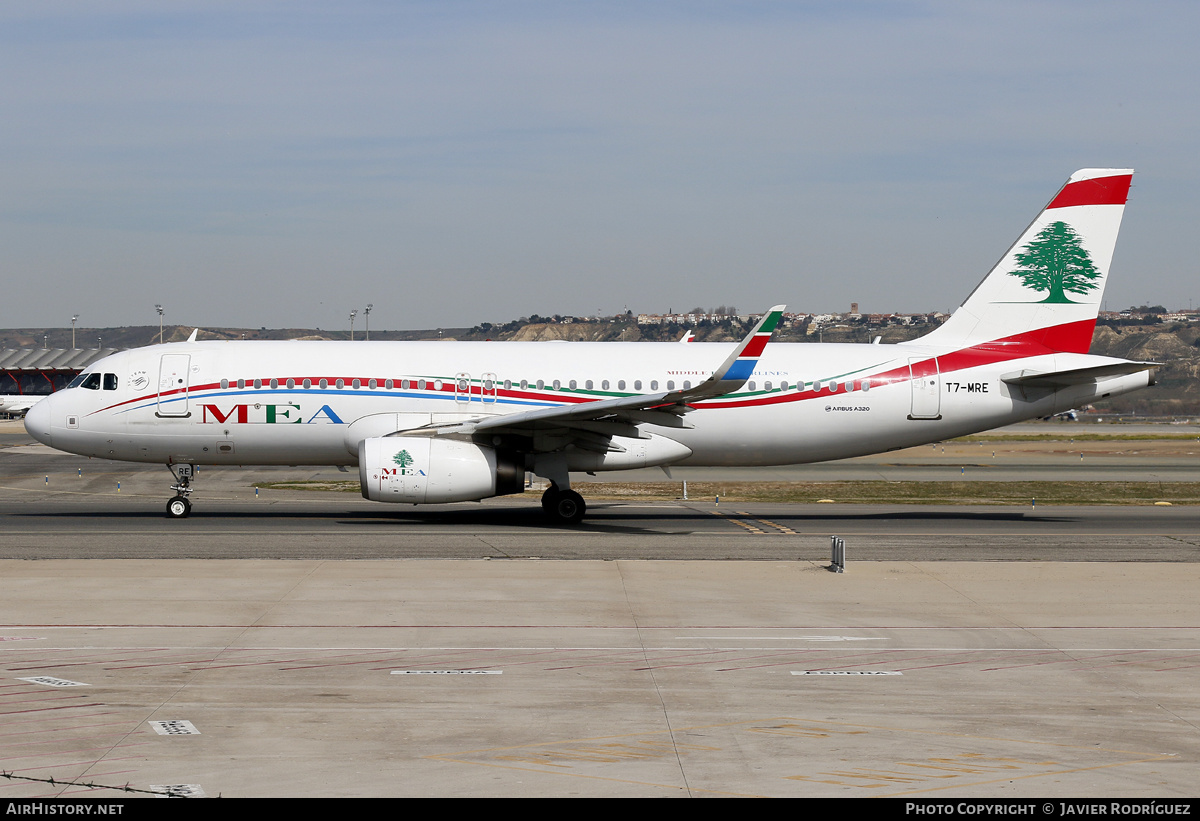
[166,464,196,519]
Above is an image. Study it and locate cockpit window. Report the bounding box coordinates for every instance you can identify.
[103,373,118,391]
[67,373,87,389]
[80,373,102,390]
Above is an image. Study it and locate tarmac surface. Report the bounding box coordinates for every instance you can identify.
[1,420,1199,797]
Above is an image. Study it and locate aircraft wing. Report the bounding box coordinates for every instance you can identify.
[398,306,785,446]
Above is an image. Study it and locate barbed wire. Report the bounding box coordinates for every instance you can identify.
[0,770,192,797]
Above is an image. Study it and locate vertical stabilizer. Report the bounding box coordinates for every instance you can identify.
[920,169,1133,354]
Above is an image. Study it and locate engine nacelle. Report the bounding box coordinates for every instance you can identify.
[358,436,524,504]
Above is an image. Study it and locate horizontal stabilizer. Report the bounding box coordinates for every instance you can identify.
[1001,361,1157,388]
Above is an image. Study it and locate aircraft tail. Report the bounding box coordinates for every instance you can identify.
[919,169,1133,355]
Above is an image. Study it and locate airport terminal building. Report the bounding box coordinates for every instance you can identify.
[0,348,119,412]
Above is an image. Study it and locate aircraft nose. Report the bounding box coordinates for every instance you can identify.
[23,395,52,446]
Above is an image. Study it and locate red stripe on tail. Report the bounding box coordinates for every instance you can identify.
[1047,174,1132,209]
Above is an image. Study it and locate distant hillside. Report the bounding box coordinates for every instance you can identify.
[1088,324,1200,416]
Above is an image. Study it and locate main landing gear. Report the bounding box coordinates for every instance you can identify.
[165,464,196,519]
[541,484,586,525]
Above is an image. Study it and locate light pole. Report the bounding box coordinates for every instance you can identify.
[349,309,357,341]
[71,314,78,349]
[156,304,164,344]
[364,303,373,341]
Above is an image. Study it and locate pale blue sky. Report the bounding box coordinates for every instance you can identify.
[2,1,1196,331]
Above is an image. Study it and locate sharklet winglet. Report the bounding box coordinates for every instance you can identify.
[699,304,785,394]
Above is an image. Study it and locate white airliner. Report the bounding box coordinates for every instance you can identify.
[25,169,1154,523]
[0,395,44,417]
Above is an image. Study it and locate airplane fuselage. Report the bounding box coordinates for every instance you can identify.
[29,337,1149,469]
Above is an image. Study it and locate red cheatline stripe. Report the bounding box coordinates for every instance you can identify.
[1047,174,1132,209]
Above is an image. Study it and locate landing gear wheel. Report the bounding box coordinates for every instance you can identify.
[541,485,560,515]
[165,464,196,520]
[546,489,586,525]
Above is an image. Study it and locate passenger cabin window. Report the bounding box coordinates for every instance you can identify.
[237,378,246,389]
[220,379,229,390]
[618,380,626,390]
[552,380,561,390]
[286,379,295,389]
[748,381,756,391]
[634,380,641,390]
[764,381,772,391]
[650,380,658,390]
[862,379,871,392]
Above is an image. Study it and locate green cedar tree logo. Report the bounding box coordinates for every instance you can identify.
[392,449,414,474]
[1008,220,1102,303]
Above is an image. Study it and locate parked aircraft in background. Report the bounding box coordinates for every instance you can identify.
[24,169,1153,523]
[0,395,44,417]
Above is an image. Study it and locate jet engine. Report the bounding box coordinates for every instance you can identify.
[358,436,524,504]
